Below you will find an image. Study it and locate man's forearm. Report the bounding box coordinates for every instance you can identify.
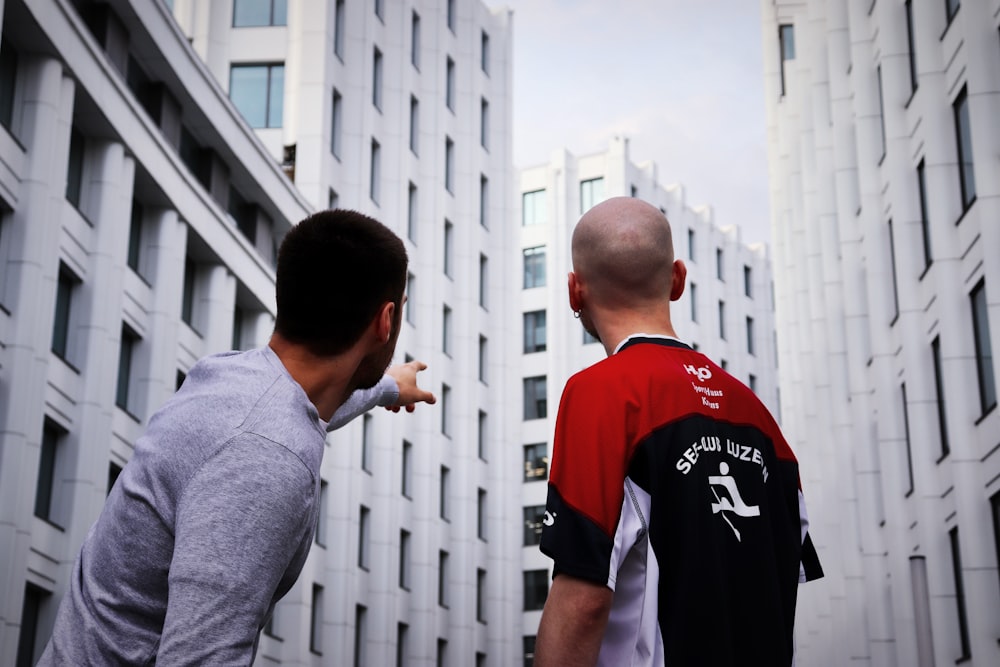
[535,575,613,666]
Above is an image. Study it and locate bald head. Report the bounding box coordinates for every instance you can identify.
[572,197,676,308]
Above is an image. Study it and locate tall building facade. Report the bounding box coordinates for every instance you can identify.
[762,1,1000,665]
[516,137,780,660]
[0,0,517,666]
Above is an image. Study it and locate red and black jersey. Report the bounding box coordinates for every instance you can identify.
[540,336,822,667]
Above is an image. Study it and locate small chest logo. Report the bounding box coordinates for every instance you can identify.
[708,462,759,541]
[684,364,713,382]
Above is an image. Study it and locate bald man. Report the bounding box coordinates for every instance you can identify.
[534,198,822,667]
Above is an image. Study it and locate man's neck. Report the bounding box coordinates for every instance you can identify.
[268,335,362,421]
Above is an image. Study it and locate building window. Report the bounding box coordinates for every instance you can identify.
[442,304,452,356]
[916,160,931,272]
[411,11,421,69]
[437,639,447,667]
[481,30,490,73]
[334,0,345,60]
[397,623,409,667]
[901,383,914,496]
[876,65,886,160]
[372,46,383,110]
[331,89,343,158]
[524,443,549,481]
[948,526,971,661]
[107,461,123,496]
[523,376,547,420]
[401,440,412,497]
[991,491,1000,599]
[16,584,49,667]
[443,220,453,277]
[523,636,536,667]
[687,228,695,261]
[716,248,724,281]
[374,0,383,21]
[945,0,960,26]
[746,316,755,356]
[229,63,284,128]
[970,280,996,415]
[34,419,66,525]
[444,136,454,193]
[370,138,381,204]
[315,480,328,546]
[904,0,917,95]
[523,310,546,353]
[522,189,546,226]
[361,414,373,472]
[233,0,286,27]
[439,465,449,520]
[479,254,488,309]
[718,300,726,340]
[953,85,976,212]
[477,488,487,540]
[580,177,604,214]
[353,605,367,667]
[523,246,546,289]
[743,265,752,297]
[445,57,455,111]
[524,505,545,545]
[0,38,18,132]
[358,505,370,569]
[438,550,449,607]
[66,127,85,209]
[583,328,599,345]
[399,529,410,589]
[888,217,901,323]
[447,0,455,32]
[478,335,488,384]
[409,95,419,155]
[690,282,698,322]
[405,272,415,325]
[779,24,795,96]
[749,374,757,394]
[480,97,489,149]
[52,264,79,363]
[441,383,451,435]
[523,570,549,611]
[310,584,324,655]
[480,174,489,227]
[127,199,143,274]
[407,182,418,243]
[931,336,949,460]
[721,359,728,371]
[478,410,487,460]
[476,569,487,623]
[115,324,139,413]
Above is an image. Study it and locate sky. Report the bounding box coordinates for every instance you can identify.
[486,0,773,245]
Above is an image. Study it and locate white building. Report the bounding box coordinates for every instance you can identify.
[761,0,1000,665]
[515,137,780,659]
[0,0,517,665]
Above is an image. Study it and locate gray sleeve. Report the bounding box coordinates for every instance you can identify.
[326,374,399,432]
[155,437,313,665]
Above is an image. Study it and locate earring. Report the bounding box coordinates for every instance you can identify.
[573,310,581,319]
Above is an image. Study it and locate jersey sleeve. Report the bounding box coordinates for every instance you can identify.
[156,436,314,664]
[540,372,634,587]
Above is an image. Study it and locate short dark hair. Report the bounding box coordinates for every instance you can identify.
[274,209,407,356]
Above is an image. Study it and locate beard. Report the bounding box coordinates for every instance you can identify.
[354,342,394,390]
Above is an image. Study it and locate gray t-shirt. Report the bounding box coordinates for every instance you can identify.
[39,346,396,665]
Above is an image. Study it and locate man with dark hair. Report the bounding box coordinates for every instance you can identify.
[535,197,821,666]
[40,209,434,665]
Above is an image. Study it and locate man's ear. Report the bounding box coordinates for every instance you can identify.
[669,260,687,302]
[567,271,583,313]
[375,301,395,343]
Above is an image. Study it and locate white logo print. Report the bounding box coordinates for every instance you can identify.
[684,364,713,382]
[542,511,557,527]
[708,462,759,541]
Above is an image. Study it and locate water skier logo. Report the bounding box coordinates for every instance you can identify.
[708,462,759,541]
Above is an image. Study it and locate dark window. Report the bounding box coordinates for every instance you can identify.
[232,0,286,27]
[887,219,899,323]
[749,374,757,394]
[66,127,85,208]
[441,383,451,435]
[361,414,373,472]
[16,584,49,667]
[333,0,345,59]
[353,604,367,667]
[310,584,324,655]
[229,63,284,128]
[523,310,547,353]
[523,246,546,289]
[690,283,697,322]
[409,96,419,155]
[374,0,383,21]
[479,254,488,309]
[443,220,453,277]
[372,46,383,110]
[127,200,143,273]
[358,505,370,569]
[315,480,328,546]
[477,488,487,540]
[916,160,931,271]
[441,305,452,355]
[991,491,1000,599]
[687,228,695,261]
[524,443,548,481]
[407,182,418,243]
[476,569,486,623]
[970,280,996,414]
[876,65,886,160]
[478,335,487,383]
[444,136,454,192]
[716,248,724,281]
[953,86,976,211]
[481,31,490,73]
[948,526,971,661]
[478,410,487,460]
[931,336,949,459]
[115,324,139,412]
[480,97,489,149]
[34,419,64,523]
[480,174,489,227]
[779,24,795,96]
[370,138,381,204]
[437,639,447,667]
[331,88,343,158]
[743,265,752,297]
[397,623,408,667]
[523,505,545,545]
[1,37,18,131]
[523,376,547,420]
[718,300,726,340]
[901,383,914,496]
[107,461,122,495]
[446,0,455,32]
[746,316,755,355]
[52,264,78,361]
[523,636,536,667]
[439,465,449,519]
[445,57,455,111]
[181,258,197,328]
[411,12,421,69]
[438,550,449,607]
[405,272,415,324]
[945,0,960,25]
[523,569,548,610]
[401,440,412,497]
[905,0,917,94]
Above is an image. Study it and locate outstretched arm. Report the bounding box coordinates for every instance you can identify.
[384,360,436,412]
[326,360,435,430]
[535,574,613,667]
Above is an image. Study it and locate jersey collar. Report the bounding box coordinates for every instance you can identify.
[614,333,691,355]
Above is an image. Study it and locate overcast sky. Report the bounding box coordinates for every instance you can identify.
[487,0,773,245]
